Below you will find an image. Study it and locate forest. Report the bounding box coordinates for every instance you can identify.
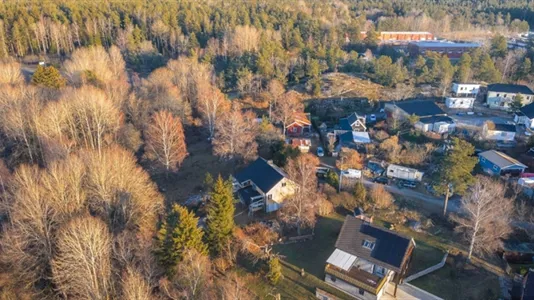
[0,0,533,299]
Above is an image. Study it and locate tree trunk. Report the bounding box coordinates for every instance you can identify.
[443,188,450,216]
[468,234,475,260]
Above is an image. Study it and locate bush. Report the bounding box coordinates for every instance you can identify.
[266,257,282,285]
[317,198,334,216]
[325,170,339,188]
[369,185,393,209]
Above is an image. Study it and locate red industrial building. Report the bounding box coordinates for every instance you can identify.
[359,31,434,44]
[408,41,480,59]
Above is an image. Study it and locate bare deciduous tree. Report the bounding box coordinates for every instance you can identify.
[279,154,320,235]
[272,91,304,136]
[0,59,24,85]
[267,79,285,120]
[336,147,364,170]
[218,273,253,300]
[369,185,394,209]
[197,86,229,139]
[452,176,513,259]
[52,216,112,299]
[145,110,188,172]
[212,105,258,161]
[121,267,153,300]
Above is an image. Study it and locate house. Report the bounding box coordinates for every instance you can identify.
[385,100,454,134]
[336,112,367,134]
[486,84,534,111]
[408,41,480,60]
[414,116,455,134]
[445,83,480,109]
[478,150,527,176]
[286,112,311,136]
[386,164,424,182]
[338,131,371,150]
[290,138,311,153]
[482,123,516,142]
[233,158,295,214]
[515,102,534,129]
[324,216,415,300]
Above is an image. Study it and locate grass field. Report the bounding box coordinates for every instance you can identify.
[410,260,501,300]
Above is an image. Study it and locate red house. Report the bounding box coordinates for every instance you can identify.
[286,112,311,136]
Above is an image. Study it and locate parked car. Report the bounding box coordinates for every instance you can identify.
[369,114,377,122]
[398,180,417,189]
[373,177,389,185]
[317,147,324,157]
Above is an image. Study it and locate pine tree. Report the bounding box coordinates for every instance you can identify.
[205,175,235,255]
[266,257,282,285]
[31,65,66,89]
[433,138,477,215]
[353,181,367,204]
[155,204,207,274]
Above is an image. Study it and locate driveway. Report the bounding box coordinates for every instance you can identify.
[450,114,512,127]
[382,282,443,300]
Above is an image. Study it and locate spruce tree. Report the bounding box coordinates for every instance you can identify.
[155,204,207,274]
[205,175,235,255]
[31,65,66,89]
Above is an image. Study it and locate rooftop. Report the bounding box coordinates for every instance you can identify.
[479,150,527,169]
[418,115,454,124]
[234,158,287,193]
[335,216,413,273]
[489,123,516,132]
[410,41,480,48]
[488,83,534,95]
[520,102,534,119]
[394,100,445,117]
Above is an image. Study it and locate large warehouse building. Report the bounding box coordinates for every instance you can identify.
[408,41,480,59]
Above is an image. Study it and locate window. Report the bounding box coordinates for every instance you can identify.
[359,289,365,296]
[497,94,500,97]
[374,265,386,276]
[501,131,507,137]
[331,276,337,282]
[481,157,486,163]
[281,182,286,187]
[267,194,272,200]
[362,240,375,250]
[322,296,328,300]
[493,165,499,171]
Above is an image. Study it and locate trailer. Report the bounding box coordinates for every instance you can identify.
[386,164,424,182]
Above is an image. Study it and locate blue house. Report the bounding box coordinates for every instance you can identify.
[478,150,527,176]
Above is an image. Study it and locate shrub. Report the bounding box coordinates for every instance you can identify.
[369,185,394,209]
[325,170,339,188]
[266,257,282,285]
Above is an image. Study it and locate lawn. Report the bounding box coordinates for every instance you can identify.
[410,259,501,300]
[407,241,446,276]
[273,214,345,278]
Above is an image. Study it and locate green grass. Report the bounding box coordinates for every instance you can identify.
[410,262,501,300]
[273,214,345,278]
[407,241,446,276]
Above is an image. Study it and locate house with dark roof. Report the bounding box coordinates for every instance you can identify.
[482,122,517,142]
[515,102,534,129]
[324,216,415,299]
[478,150,527,176]
[487,84,534,111]
[512,269,534,300]
[233,158,295,214]
[338,112,367,133]
[285,112,311,136]
[385,100,455,134]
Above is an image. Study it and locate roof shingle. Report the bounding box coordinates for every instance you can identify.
[234,158,287,193]
[335,216,413,272]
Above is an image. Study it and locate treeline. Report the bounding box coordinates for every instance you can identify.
[0,0,531,90]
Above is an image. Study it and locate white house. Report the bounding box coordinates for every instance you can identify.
[482,122,516,142]
[445,83,480,109]
[324,216,415,300]
[414,116,455,134]
[233,158,296,214]
[487,84,534,111]
[386,164,424,181]
[515,102,534,129]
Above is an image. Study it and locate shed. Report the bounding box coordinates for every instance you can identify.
[478,150,527,176]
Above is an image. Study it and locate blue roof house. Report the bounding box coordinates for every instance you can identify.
[478,150,527,176]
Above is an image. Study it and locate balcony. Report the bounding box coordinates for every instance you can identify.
[325,263,388,295]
